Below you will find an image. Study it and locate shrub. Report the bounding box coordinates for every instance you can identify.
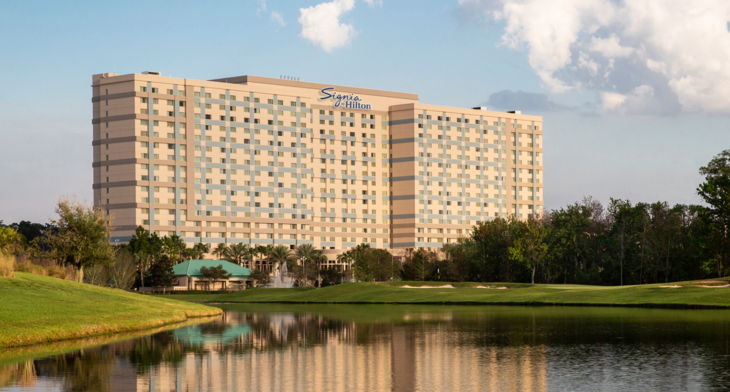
[14,261,46,276]
[0,253,14,278]
[46,266,68,280]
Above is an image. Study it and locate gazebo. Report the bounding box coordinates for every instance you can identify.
[172,259,252,290]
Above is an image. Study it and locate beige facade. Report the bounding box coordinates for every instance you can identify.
[92,72,543,260]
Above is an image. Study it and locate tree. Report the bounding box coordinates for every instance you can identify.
[295,244,319,287]
[191,243,211,259]
[269,245,294,274]
[697,150,730,277]
[401,248,436,281]
[340,245,399,282]
[182,247,197,261]
[224,243,250,267]
[646,202,684,283]
[147,255,176,293]
[361,248,399,282]
[249,268,271,287]
[548,203,594,283]
[255,245,272,270]
[199,264,232,291]
[127,226,163,287]
[108,249,138,290]
[163,234,186,263]
[320,267,344,286]
[7,221,50,244]
[509,218,549,284]
[83,248,137,290]
[608,199,635,286]
[312,251,330,286]
[469,218,514,282]
[336,252,353,283]
[0,227,24,255]
[43,197,115,282]
[441,241,473,282]
[213,243,228,260]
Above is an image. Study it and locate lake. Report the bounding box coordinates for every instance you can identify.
[2,304,730,391]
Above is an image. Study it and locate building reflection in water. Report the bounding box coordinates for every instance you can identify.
[0,309,549,392]
[4,305,730,391]
[126,310,548,392]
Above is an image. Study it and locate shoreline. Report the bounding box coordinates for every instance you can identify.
[198,300,730,310]
[0,315,220,365]
[158,280,730,310]
[0,273,223,348]
[0,311,223,349]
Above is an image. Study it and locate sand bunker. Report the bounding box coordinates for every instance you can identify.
[699,284,730,288]
[476,285,509,289]
[659,285,681,288]
[401,284,456,289]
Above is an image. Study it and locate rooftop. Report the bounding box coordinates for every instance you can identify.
[209,74,420,101]
[173,259,252,278]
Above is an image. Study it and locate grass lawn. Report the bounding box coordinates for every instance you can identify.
[0,273,222,348]
[159,278,730,308]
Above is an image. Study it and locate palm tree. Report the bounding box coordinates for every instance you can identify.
[255,245,273,271]
[313,250,329,287]
[336,252,353,283]
[296,244,317,262]
[224,243,249,267]
[245,246,256,268]
[213,243,228,260]
[296,244,317,287]
[269,245,294,276]
[133,250,150,288]
[163,234,186,263]
[192,243,211,259]
[182,247,197,261]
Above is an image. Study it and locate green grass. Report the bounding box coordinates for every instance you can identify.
[160,278,730,308]
[0,273,222,348]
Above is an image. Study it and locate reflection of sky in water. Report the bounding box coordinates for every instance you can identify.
[2,305,730,391]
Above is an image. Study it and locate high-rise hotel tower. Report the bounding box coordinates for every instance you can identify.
[92,72,543,259]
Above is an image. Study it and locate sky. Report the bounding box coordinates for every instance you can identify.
[1,0,729,224]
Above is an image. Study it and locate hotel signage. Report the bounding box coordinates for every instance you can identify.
[319,87,371,110]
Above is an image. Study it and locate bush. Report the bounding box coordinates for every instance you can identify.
[0,253,14,278]
[14,261,46,276]
[46,266,68,280]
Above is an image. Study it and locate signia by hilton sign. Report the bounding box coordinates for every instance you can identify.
[319,87,371,110]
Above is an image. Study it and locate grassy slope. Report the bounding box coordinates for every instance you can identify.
[163,279,730,308]
[0,273,222,348]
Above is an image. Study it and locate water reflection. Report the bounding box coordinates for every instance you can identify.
[2,305,730,391]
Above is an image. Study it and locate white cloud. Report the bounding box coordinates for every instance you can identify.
[257,1,286,30]
[459,0,730,115]
[590,34,633,58]
[271,11,286,27]
[601,91,627,110]
[298,0,363,52]
[578,51,598,76]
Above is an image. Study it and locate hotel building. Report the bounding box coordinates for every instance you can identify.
[92,72,543,259]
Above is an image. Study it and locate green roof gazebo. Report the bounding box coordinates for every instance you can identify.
[172,259,252,290]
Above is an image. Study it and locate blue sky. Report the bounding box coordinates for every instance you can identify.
[1,0,728,223]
